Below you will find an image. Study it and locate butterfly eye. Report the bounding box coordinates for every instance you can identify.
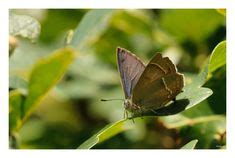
[124,100,128,107]
[124,100,130,109]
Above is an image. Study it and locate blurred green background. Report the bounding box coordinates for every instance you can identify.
[9,9,226,149]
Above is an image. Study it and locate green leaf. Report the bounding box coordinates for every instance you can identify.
[181,139,198,149]
[70,9,113,50]
[19,47,75,130]
[208,41,226,75]
[9,13,41,41]
[9,90,25,133]
[78,119,134,149]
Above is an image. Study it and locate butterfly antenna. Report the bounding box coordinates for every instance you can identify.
[100,99,124,102]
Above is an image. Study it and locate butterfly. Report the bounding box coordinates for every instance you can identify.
[117,47,184,118]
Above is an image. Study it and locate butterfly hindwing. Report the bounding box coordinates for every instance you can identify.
[117,47,145,99]
[132,53,184,110]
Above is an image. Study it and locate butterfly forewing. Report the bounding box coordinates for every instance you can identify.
[117,47,145,99]
[132,53,184,110]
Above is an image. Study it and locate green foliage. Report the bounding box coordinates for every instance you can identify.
[9,48,75,133]
[181,139,198,149]
[9,9,226,149]
[23,48,75,123]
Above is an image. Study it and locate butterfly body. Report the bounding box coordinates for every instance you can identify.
[117,47,184,118]
[124,98,140,111]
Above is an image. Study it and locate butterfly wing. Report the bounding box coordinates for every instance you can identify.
[117,47,145,99]
[132,53,184,110]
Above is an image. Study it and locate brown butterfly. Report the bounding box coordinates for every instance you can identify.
[117,47,184,118]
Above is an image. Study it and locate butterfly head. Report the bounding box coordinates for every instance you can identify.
[124,99,133,111]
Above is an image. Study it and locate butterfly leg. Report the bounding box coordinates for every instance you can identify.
[131,118,135,123]
[126,110,129,118]
[123,109,129,119]
[133,103,144,118]
[150,109,159,115]
[138,108,144,119]
[128,111,135,123]
[123,109,126,119]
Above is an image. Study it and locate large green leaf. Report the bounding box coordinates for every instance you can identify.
[181,139,198,149]
[17,48,75,131]
[9,12,41,41]
[70,9,113,51]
